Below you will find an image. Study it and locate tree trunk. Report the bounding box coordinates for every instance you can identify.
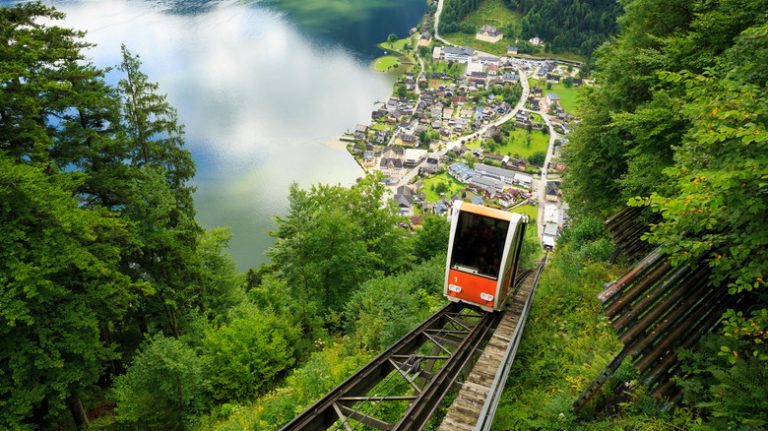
[30,397,49,430]
[68,394,90,429]
[99,323,120,385]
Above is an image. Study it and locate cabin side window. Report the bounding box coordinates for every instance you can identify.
[450,212,509,279]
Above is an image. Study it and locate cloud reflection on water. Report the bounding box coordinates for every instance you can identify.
[41,0,395,268]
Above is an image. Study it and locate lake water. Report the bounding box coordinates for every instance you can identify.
[5,0,426,270]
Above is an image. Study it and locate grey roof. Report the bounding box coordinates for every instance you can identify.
[443,46,474,56]
[469,175,504,194]
[448,162,475,182]
[396,185,414,196]
[546,181,561,195]
[475,163,517,179]
[380,158,403,169]
[543,223,559,237]
[395,194,413,207]
[479,25,501,36]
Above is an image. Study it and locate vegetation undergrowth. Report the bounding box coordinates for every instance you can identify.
[201,255,450,431]
[492,217,704,430]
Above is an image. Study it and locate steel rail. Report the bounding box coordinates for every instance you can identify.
[280,271,531,431]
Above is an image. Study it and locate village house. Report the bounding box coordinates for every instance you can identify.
[474,163,516,184]
[379,157,403,179]
[454,118,469,133]
[394,185,414,216]
[373,129,390,144]
[529,36,544,46]
[382,146,404,159]
[545,180,562,202]
[515,112,531,127]
[468,175,504,197]
[484,153,505,163]
[476,24,503,43]
[544,203,561,225]
[434,199,450,216]
[501,72,518,84]
[386,97,400,112]
[362,151,375,168]
[506,46,519,55]
[404,148,428,167]
[371,108,387,120]
[477,55,501,66]
[432,46,442,60]
[448,162,474,183]
[441,46,475,63]
[546,93,560,106]
[542,223,558,249]
[397,132,418,146]
[475,163,533,189]
[418,31,432,47]
[468,71,488,85]
[354,124,368,140]
[466,61,484,76]
[423,156,440,173]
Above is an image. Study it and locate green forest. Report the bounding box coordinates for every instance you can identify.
[2,0,768,430]
[439,0,622,57]
[0,3,453,429]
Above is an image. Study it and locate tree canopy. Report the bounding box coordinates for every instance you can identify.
[563,0,768,425]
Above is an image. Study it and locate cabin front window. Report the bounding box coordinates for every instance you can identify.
[450,212,509,279]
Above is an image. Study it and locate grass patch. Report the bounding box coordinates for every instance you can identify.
[461,0,522,34]
[491,245,624,430]
[378,36,412,54]
[529,78,585,114]
[530,112,546,125]
[428,79,445,89]
[442,0,523,54]
[370,122,393,132]
[512,203,539,237]
[420,172,466,202]
[465,138,483,150]
[440,0,586,62]
[371,56,401,72]
[428,61,465,77]
[487,128,549,161]
[513,203,538,223]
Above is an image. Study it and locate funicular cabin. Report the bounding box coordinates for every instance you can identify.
[444,202,528,311]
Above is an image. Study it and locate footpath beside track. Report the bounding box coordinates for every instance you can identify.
[438,254,547,431]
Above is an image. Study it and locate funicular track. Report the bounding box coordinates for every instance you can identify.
[281,259,546,431]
